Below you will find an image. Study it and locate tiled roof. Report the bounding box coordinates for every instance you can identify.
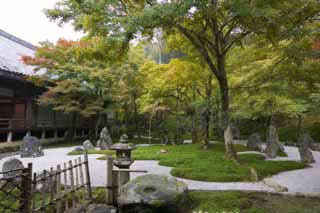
[0,29,36,76]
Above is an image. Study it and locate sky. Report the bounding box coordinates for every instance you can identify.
[0,0,83,45]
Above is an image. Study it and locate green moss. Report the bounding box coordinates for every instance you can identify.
[70,143,305,182]
[189,191,320,213]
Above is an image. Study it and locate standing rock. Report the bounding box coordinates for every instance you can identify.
[2,158,24,180]
[265,125,283,158]
[298,147,315,164]
[247,133,263,152]
[20,136,44,158]
[118,174,188,213]
[83,140,94,150]
[98,127,113,150]
[298,134,314,149]
[160,130,170,145]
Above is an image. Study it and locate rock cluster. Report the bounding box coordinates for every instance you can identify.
[97,127,113,150]
[20,136,44,158]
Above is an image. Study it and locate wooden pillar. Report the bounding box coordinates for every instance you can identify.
[54,129,58,140]
[7,131,12,142]
[25,98,33,129]
[41,129,46,140]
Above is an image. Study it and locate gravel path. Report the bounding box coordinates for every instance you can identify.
[0,145,319,195]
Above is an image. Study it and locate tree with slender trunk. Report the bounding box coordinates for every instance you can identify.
[46,0,319,160]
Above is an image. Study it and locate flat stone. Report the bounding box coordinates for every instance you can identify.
[86,204,117,213]
[118,174,188,213]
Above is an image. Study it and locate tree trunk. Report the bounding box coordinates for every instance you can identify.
[133,94,139,134]
[217,57,237,160]
[95,112,103,141]
[191,81,197,144]
[67,112,77,142]
[203,75,212,149]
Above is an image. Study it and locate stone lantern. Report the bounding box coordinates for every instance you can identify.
[110,134,136,185]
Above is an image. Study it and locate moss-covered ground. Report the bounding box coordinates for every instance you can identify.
[69,143,305,182]
[188,191,320,213]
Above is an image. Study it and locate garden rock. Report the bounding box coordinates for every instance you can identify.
[98,127,112,150]
[118,174,188,213]
[247,133,263,152]
[298,147,315,164]
[36,170,57,193]
[160,130,170,145]
[86,204,117,213]
[263,178,288,192]
[2,158,24,179]
[298,134,314,149]
[73,147,84,152]
[20,136,44,158]
[265,125,282,158]
[83,140,94,150]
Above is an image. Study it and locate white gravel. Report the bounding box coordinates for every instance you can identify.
[0,145,319,195]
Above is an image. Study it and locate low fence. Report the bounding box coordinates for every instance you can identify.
[0,163,32,212]
[0,152,92,213]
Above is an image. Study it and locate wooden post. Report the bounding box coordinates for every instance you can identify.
[63,163,69,211]
[112,170,119,205]
[68,160,76,208]
[78,157,85,203]
[106,155,113,205]
[84,151,92,200]
[74,159,79,204]
[40,170,46,211]
[56,165,62,213]
[32,172,37,212]
[50,167,55,210]
[20,163,32,213]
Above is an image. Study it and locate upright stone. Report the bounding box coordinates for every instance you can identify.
[83,140,94,150]
[97,127,113,150]
[20,136,44,158]
[298,134,314,149]
[247,133,263,152]
[265,125,281,158]
[298,147,315,164]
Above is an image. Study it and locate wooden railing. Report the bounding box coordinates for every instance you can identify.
[32,152,92,212]
[0,118,26,129]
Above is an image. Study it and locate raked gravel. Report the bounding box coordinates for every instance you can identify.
[0,145,319,196]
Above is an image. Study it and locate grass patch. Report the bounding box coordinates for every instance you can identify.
[189,191,320,213]
[69,143,305,182]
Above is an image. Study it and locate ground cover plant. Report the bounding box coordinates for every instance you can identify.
[69,143,305,182]
[188,191,320,213]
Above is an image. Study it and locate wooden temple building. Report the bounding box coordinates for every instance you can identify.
[0,29,89,143]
